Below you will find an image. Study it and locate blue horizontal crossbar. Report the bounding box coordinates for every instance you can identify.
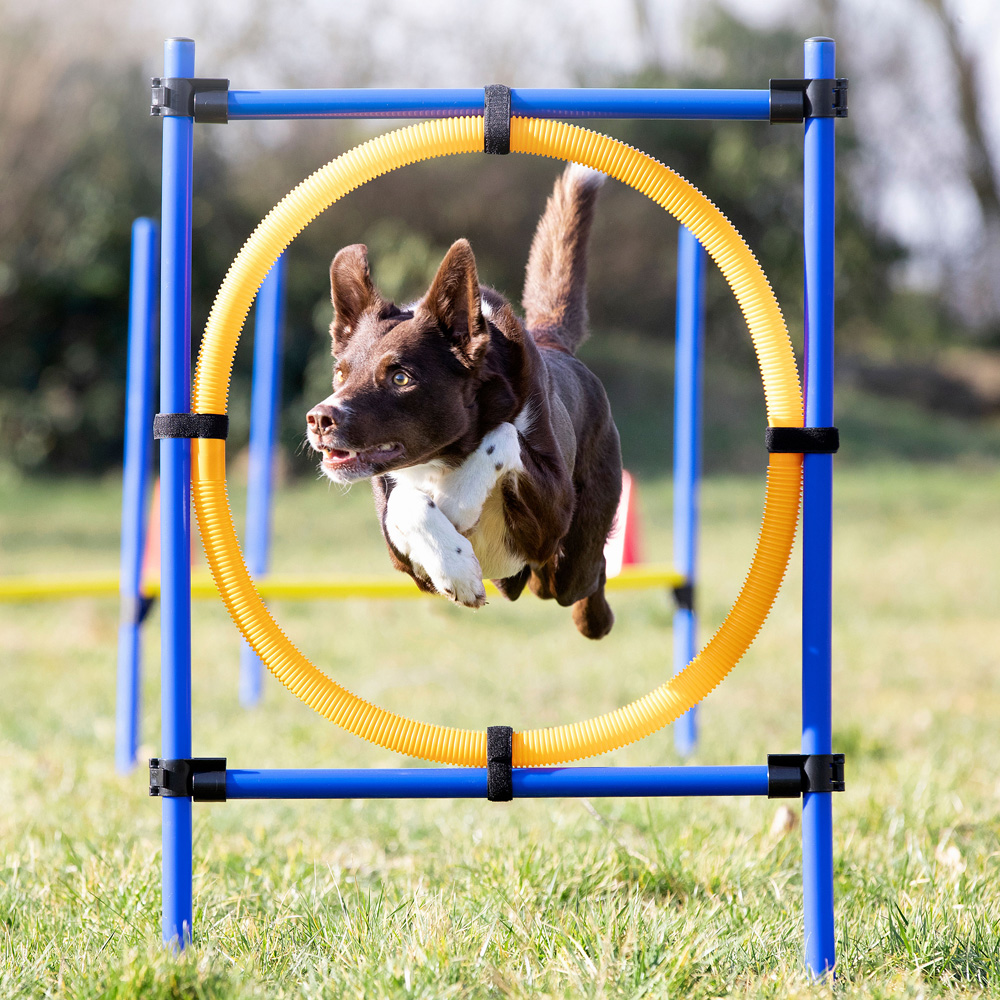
[225,766,769,799]
[226,88,771,122]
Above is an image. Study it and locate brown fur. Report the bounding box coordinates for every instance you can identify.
[306,165,621,638]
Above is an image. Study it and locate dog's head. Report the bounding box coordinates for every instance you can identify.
[307,239,492,483]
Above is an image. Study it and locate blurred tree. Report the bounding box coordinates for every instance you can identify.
[920,0,1000,334]
[0,52,263,474]
[0,37,161,473]
[0,0,983,477]
[820,0,1000,340]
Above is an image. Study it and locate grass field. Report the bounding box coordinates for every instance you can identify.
[1,447,999,997]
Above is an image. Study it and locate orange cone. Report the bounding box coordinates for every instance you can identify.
[604,470,643,577]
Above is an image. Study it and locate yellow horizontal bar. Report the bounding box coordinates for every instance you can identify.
[606,564,686,591]
[0,564,685,603]
[0,574,122,601]
[204,573,428,600]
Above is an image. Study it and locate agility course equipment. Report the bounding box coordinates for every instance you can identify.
[117,218,159,772]
[188,115,801,769]
[0,561,675,604]
[111,215,701,771]
[238,251,286,706]
[148,36,844,976]
[672,226,706,756]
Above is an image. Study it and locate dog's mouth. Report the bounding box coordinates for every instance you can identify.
[319,441,404,477]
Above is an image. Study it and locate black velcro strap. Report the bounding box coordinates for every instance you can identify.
[484,85,512,155]
[486,725,514,801]
[153,413,229,440]
[766,426,839,454]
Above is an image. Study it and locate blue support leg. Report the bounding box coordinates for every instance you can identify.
[673,225,706,757]
[239,253,287,707]
[116,218,159,773]
[159,36,195,949]
[801,35,838,978]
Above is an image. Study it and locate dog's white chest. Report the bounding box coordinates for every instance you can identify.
[464,484,524,580]
[391,420,527,582]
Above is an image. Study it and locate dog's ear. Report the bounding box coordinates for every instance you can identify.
[330,245,384,353]
[420,239,489,369]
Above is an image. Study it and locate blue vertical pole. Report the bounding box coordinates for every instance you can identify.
[673,226,706,757]
[116,218,159,773]
[801,35,837,977]
[239,253,287,706]
[159,36,195,948]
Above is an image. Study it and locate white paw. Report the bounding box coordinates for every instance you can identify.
[386,485,486,608]
[414,538,486,609]
[436,422,523,533]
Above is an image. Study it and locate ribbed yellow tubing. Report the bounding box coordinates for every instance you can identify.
[192,117,804,767]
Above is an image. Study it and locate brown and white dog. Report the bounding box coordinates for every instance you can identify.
[305,164,622,639]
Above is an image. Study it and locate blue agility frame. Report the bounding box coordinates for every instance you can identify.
[116,219,159,774]
[116,118,706,736]
[116,218,705,737]
[148,36,840,976]
[238,252,287,707]
[672,226,706,758]
[233,229,706,717]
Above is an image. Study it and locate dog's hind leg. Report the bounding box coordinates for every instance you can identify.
[571,568,614,641]
[528,435,621,638]
[529,549,613,639]
[492,565,531,601]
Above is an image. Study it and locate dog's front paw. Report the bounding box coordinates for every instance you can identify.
[386,485,487,608]
[416,540,487,609]
[438,422,523,532]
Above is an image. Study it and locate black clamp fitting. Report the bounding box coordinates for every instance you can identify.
[484,85,512,155]
[767,753,845,798]
[766,426,840,455]
[486,725,514,801]
[151,77,230,123]
[119,593,156,627]
[153,413,229,440]
[149,758,228,801]
[769,78,848,123]
[672,582,695,612]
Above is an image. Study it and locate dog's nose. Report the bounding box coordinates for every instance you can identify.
[306,403,338,434]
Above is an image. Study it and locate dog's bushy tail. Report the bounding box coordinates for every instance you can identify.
[522,163,605,356]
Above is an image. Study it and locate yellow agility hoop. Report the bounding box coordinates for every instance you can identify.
[191,116,804,767]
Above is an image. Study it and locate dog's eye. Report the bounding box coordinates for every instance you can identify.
[334,369,345,385]
[391,371,411,387]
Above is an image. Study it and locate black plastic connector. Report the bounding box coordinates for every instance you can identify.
[767,753,845,798]
[120,594,156,627]
[672,582,695,612]
[149,758,227,801]
[486,726,514,801]
[151,77,230,123]
[769,78,848,123]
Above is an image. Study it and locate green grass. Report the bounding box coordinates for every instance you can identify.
[1,454,1000,997]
